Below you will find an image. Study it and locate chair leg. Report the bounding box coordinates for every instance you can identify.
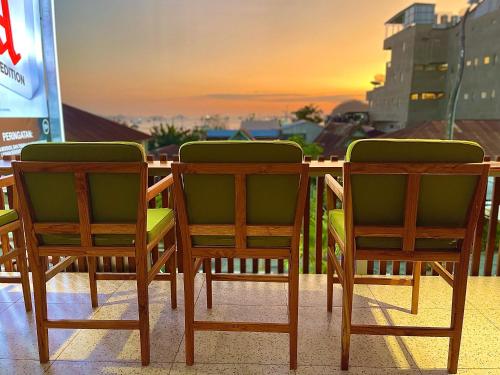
[411,261,421,315]
[340,254,354,370]
[14,229,32,312]
[136,255,150,366]
[327,233,334,312]
[447,259,469,374]
[204,258,212,309]
[169,248,177,310]
[183,257,195,365]
[288,250,299,370]
[87,256,98,308]
[31,256,49,363]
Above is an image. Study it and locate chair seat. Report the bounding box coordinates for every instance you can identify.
[147,208,174,242]
[40,208,174,246]
[328,209,457,250]
[0,209,18,227]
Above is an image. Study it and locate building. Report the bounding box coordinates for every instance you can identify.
[315,123,383,157]
[281,120,323,143]
[205,129,253,140]
[378,119,500,156]
[366,1,500,132]
[63,104,150,150]
[240,118,281,139]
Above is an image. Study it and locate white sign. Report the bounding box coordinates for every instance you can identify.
[0,0,48,117]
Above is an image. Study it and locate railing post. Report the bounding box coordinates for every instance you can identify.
[471,155,490,276]
[315,156,325,274]
[302,156,312,274]
[484,155,500,276]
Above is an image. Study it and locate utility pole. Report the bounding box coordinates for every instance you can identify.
[446,0,480,139]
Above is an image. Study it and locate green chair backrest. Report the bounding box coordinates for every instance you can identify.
[179,141,303,248]
[20,142,145,246]
[346,139,484,250]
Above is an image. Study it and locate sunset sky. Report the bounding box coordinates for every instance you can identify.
[54,0,465,118]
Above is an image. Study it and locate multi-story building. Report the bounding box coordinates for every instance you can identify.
[366,0,500,132]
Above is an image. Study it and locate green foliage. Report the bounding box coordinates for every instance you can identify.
[148,123,205,149]
[288,135,324,160]
[292,104,323,124]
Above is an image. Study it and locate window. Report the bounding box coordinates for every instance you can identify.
[421,92,444,100]
[492,90,496,99]
[481,91,488,99]
[464,93,469,100]
[484,56,491,65]
[414,64,424,71]
[437,63,448,72]
[424,64,437,71]
[410,93,419,101]
[474,58,479,67]
[466,60,472,67]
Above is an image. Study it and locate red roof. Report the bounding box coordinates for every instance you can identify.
[63,104,150,142]
[378,120,500,157]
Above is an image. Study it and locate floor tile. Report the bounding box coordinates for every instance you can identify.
[175,331,290,365]
[368,276,456,311]
[478,309,500,330]
[46,361,172,374]
[0,302,92,360]
[0,359,48,375]
[420,369,500,375]
[106,274,203,306]
[300,283,378,309]
[56,301,183,363]
[401,333,500,370]
[170,363,293,375]
[0,277,23,303]
[0,302,13,313]
[296,366,421,374]
[200,279,287,306]
[466,277,500,310]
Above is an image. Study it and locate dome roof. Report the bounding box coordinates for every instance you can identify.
[330,100,369,116]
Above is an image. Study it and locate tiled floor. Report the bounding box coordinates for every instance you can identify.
[0,273,499,374]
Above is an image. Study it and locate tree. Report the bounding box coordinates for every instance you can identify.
[148,123,205,149]
[292,104,323,124]
[288,135,323,160]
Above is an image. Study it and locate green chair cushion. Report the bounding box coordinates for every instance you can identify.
[21,142,147,246]
[0,209,18,227]
[338,139,484,250]
[40,208,174,246]
[179,141,303,248]
[147,208,174,242]
[328,209,457,250]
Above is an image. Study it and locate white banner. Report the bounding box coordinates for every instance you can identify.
[0,0,48,117]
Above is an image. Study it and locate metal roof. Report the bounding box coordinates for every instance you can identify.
[63,104,150,142]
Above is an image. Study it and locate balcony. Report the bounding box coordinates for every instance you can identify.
[0,273,498,374]
[1,153,500,374]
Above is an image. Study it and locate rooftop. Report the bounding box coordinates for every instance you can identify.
[378,120,500,156]
[63,104,150,143]
[1,273,498,373]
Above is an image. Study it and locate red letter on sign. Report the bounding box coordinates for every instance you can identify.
[0,0,21,66]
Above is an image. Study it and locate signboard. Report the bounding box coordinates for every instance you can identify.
[0,0,62,155]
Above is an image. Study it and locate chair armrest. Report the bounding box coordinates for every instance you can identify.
[325,174,343,202]
[147,174,173,201]
[0,175,14,189]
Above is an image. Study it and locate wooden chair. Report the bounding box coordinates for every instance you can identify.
[325,139,489,373]
[0,174,32,312]
[12,142,177,365]
[172,141,309,369]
